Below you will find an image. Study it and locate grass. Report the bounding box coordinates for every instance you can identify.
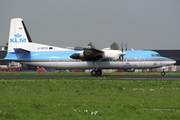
[0,71,180,76]
[0,78,180,119]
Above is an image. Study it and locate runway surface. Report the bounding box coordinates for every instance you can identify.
[0,75,180,79]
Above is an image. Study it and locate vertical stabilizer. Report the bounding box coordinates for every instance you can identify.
[8,18,32,52]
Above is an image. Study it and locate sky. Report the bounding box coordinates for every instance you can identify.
[0,0,180,50]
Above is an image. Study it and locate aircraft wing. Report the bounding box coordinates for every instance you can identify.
[83,47,104,57]
[70,47,104,61]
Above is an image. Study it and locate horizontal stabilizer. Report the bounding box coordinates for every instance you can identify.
[13,48,30,53]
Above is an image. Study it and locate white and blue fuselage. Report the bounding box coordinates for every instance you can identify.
[5,49,175,69]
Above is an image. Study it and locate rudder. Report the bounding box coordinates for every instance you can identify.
[8,18,32,52]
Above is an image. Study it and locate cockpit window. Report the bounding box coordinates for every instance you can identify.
[151,54,161,57]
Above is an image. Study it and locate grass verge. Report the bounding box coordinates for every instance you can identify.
[0,71,180,76]
[0,78,180,119]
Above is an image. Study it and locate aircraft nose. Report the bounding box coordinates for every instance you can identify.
[172,59,176,64]
[168,58,176,65]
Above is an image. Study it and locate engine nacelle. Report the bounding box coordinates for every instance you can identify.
[102,50,125,60]
[70,50,126,61]
[70,52,101,61]
[70,52,84,59]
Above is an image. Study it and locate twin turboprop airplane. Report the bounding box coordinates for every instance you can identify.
[4,18,176,76]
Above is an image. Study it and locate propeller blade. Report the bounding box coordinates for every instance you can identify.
[119,42,126,61]
[121,42,124,61]
[125,43,127,50]
[121,42,123,52]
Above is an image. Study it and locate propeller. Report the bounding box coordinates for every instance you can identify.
[119,42,127,61]
[121,43,124,61]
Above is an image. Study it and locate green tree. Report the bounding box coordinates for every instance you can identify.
[87,42,95,48]
[110,42,119,50]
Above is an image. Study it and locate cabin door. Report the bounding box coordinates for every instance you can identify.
[139,57,145,67]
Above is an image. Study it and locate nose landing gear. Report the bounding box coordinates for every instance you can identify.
[161,68,166,76]
[161,71,166,76]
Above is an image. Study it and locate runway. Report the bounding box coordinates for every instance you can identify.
[0,75,180,79]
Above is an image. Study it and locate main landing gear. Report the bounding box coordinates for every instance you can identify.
[91,61,102,76]
[91,70,102,76]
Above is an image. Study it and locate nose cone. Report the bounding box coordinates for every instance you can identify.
[171,59,176,64]
[167,58,176,65]
[122,52,126,56]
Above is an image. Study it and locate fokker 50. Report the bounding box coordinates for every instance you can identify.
[4,18,176,76]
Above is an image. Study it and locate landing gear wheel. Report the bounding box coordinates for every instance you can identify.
[91,70,97,76]
[161,72,166,76]
[96,70,102,76]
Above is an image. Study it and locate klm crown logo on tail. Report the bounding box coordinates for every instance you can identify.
[10,33,26,43]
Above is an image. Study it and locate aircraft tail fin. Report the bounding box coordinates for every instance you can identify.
[8,18,32,52]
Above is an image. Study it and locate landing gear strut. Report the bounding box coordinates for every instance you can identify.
[91,70,102,76]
